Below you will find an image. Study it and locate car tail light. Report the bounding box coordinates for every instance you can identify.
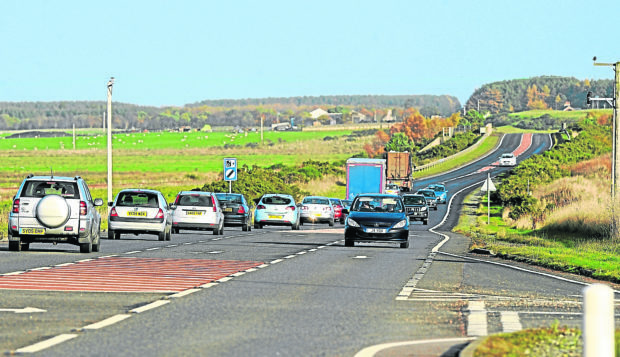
[80,201,87,215]
[237,206,245,214]
[174,195,181,204]
[257,205,266,210]
[301,206,308,211]
[156,209,165,219]
[110,207,118,217]
[12,199,19,213]
[211,196,217,212]
[286,206,296,211]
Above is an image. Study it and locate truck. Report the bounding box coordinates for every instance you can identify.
[385,151,412,192]
[345,158,386,200]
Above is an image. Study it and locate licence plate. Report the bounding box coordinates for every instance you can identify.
[20,228,45,235]
[186,211,203,216]
[365,228,387,233]
[127,211,147,217]
[224,208,233,212]
[268,215,283,219]
[313,213,322,217]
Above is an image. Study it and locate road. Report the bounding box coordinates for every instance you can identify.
[1,133,618,356]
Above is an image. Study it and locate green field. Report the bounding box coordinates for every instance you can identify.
[507,109,611,121]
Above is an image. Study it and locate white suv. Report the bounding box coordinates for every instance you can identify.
[8,175,103,253]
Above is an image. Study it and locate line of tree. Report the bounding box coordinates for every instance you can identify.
[465,76,614,114]
[0,94,460,131]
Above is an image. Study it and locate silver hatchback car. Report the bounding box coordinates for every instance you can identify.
[299,196,335,226]
[171,191,224,235]
[108,189,174,241]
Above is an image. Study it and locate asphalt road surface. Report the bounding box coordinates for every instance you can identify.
[1,133,618,356]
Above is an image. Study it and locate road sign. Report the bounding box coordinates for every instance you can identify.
[224,158,237,181]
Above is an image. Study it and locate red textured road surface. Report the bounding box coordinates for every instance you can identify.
[0,257,263,292]
[476,133,532,173]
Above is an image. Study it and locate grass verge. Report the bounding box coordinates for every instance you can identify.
[412,134,500,179]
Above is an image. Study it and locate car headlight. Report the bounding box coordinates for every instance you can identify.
[420,206,427,211]
[393,219,407,229]
[347,218,360,227]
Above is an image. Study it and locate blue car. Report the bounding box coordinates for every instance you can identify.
[344,194,409,248]
[427,184,448,204]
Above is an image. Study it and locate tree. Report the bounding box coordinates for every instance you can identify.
[385,133,415,153]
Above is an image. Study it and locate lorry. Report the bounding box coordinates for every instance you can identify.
[345,158,386,200]
[385,151,412,192]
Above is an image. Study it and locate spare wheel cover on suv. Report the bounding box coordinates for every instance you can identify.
[36,195,71,228]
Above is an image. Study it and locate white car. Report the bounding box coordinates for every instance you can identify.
[171,191,224,235]
[499,153,517,166]
[299,196,335,226]
[254,194,300,230]
[108,189,173,241]
[385,183,400,195]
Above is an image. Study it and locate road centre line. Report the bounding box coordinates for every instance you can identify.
[15,334,79,354]
[130,300,170,314]
[124,251,141,255]
[82,314,132,330]
[146,247,160,251]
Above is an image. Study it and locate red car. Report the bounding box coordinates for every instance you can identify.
[329,198,345,224]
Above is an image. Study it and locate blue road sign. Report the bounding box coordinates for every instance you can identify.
[224,158,237,181]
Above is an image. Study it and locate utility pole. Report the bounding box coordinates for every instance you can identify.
[106,77,114,212]
[592,57,619,239]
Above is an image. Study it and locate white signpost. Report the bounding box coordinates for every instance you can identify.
[223,158,237,193]
[481,172,496,225]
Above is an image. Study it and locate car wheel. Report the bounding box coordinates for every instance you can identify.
[8,238,21,252]
[300,220,304,226]
[344,239,354,247]
[434,207,438,211]
[158,231,166,241]
[328,219,334,227]
[92,229,101,252]
[242,223,248,232]
[423,220,428,225]
[21,242,30,251]
[248,221,252,231]
[400,240,409,249]
[107,229,115,240]
[254,223,261,229]
[219,223,224,235]
[80,241,92,253]
[340,218,345,224]
[114,232,121,240]
[166,229,171,241]
[173,227,179,234]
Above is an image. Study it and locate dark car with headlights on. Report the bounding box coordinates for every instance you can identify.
[215,193,253,231]
[344,194,409,248]
[416,188,438,210]
[402,193,429,225]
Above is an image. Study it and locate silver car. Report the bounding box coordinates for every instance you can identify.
[171,191,224,235]
[299,196,335,226]
[8,175,103,253]
[108,189,174,241]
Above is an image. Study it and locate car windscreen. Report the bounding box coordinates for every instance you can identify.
[263,196,292,205]
[403,196,426,205]
[352,196,403,212]
[329,199,341,206]
[117,192,159,207]
[215,194,242,204]
[21,181,79,199]
[303,198,329,205]
[177,194,213,207]
[418,190,435,197]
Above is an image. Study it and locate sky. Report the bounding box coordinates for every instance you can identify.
[1,0,619,108]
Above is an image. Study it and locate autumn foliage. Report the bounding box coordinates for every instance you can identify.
[363,108,461,157]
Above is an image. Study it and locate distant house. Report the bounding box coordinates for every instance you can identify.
[310,108,329,119]
[563,101,575,111]
[351,110,367,123]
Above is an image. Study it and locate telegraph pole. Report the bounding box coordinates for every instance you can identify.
[592,58,619,238]
[106,77,114,212]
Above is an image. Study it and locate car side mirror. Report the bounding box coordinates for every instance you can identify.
[94,198,104,207]
[108,201,114,207]
[169,203,177,210]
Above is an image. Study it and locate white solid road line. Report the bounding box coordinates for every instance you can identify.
[15,334,78,354]
[354,337,475,357]
[82,314,132,330]
[168,288,201,299]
